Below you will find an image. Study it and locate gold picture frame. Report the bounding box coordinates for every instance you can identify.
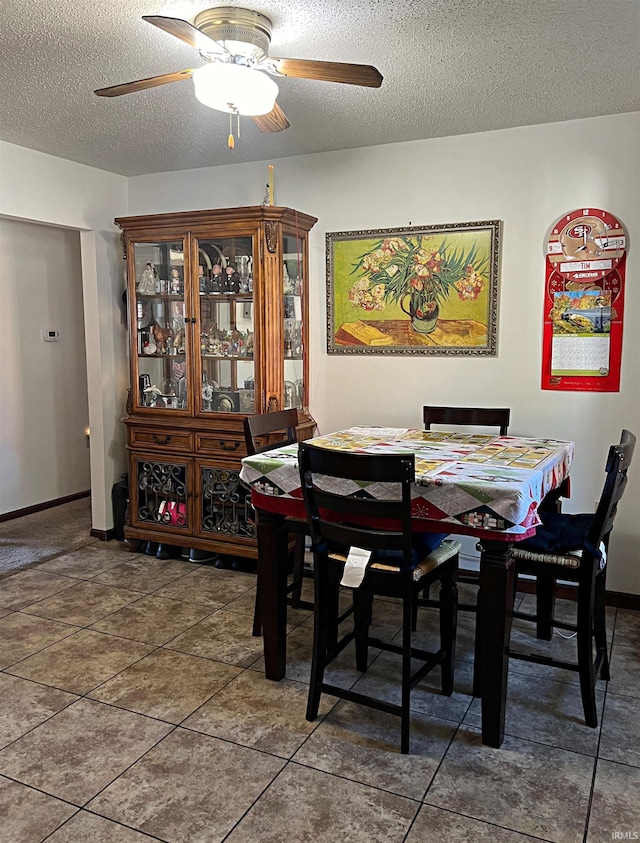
[326,220,501,355]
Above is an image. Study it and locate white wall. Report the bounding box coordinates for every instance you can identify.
[1,115,637,592]
[0,219,90,512]
[129,112,640,594]
[0,141,129,531]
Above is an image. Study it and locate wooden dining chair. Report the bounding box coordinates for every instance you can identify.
[299,442,461,754]
[244,410,312,636]
[422,405,511,611]
[507,429,636,727]
[423,405,511,436]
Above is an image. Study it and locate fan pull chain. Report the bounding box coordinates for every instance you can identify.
[226,108,241,149]
[228,110,235,149]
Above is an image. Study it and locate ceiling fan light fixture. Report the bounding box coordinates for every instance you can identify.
[192,63,278,116]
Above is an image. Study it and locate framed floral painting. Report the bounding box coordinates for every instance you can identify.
[326,220,501,355]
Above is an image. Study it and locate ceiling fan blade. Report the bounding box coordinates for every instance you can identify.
[142,15,229,56]
[253,103,291,133]
[95,69,196,97]
[267,58,382,88]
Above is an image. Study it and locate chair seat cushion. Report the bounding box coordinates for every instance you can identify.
[515,511,602,567]
[373,532,449,566]
[328,539,461,582]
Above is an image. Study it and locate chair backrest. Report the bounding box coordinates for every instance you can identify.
[423,405,510,436]
[589,429,636,551]
[298,442,415,567]
[244,409,299,455]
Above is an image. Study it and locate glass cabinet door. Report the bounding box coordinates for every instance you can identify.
[196,236,255,414]
[133,240,188,412]
[282,233,305,410]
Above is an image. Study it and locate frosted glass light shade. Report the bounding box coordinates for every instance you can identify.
[193,63,278,116]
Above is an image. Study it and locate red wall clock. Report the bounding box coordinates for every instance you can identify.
[542,208,627,392]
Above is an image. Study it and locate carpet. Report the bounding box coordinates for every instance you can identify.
[0,498,95,577]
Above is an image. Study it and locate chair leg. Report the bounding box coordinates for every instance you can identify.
[252,578,262,637]
[401,590,413,754]
[593,570,610,681]
[535,570,556,640]
[354,590,373,672]
[411,582,431,631]
[288,535,306,609]
[576,572,598,728]
[307,560,331,722]
[439,570,458,696]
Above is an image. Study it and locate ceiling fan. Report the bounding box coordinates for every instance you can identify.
[95,6,383,141]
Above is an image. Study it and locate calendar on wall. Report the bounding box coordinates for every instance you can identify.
[542,208,627,393]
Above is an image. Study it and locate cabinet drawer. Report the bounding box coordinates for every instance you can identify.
[196,433,246,458]
[129,428,193,451]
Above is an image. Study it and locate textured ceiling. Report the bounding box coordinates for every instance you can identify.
[1,0,639,177]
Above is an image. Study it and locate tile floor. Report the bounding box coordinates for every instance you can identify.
[0,539,638,842]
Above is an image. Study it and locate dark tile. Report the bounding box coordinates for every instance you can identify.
[0,569,77,611]
[293,700,457,799]
[89,648,240,722]
[351,650,474,723]
[225,762,419,843]
[90,594,214,645]
[599,691,640,767]
[249,623,371,687]
[587,759,640,842]
[47,809,160,841]
[612,609,640,649]
[21,580,142,625]
[0,698,171,805]
[464,671,604,754]
[37,543,135,579]
[87,727,285,842]
[425,727,594,843]
[6,629,154,694]
[184,669,332,756]
[0,611,80,669]
[0,775,76,842]
[154,566,256,608]
[507,624,606,688]
[166,608,270,667]
[407,804,545,842]
[92,556,195,592]
[608,643,640,698]
[0,673,77,749]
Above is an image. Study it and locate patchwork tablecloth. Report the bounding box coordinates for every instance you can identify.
[239,426,574,538]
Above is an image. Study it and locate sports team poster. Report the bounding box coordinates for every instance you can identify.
[542,208,627,392]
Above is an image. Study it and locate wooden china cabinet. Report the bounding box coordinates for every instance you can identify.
[116,205,317,559]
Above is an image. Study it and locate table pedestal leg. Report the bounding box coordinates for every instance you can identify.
[256,509,289,681]
[476,541,515,748]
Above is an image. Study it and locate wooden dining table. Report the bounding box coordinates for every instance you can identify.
[239,426,574,748]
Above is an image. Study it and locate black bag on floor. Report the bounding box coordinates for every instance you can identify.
[111,473,129,542]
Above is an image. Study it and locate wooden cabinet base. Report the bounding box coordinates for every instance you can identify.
[124,525,258,559]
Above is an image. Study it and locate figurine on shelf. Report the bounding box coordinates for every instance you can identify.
[244,331,254,357]
[225,264,240,293]
[202,380,214,410]
[151,322,172,354]
[173,328,185,354]
[143,384,163,406]
[170,268,182,295]
[209,263,223,294]
[198,265,208,293]
[228,328,243,356]
[207,323,224,354]
[138,261,158,294]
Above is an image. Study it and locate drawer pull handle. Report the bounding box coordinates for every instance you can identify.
[219,440,240,451]
[152,434,172,445]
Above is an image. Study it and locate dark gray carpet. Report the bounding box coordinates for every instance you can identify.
[0,498,94,577]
